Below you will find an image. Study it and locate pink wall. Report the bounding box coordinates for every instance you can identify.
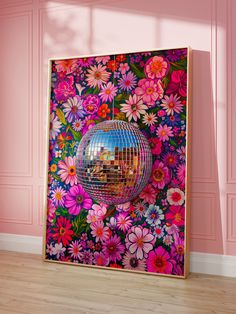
[0,0,235,256]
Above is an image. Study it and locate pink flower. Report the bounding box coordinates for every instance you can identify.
[91,221,110,242]
[118,71,137,91]
[167,188,185,206]
[156,124,174,142]
[139,184,156,204]
[86,64,110,88]
[147,247,173,274]
[51,186,67,207]
[65,184,92,215]
[166,70,187,97]
[116,202,130,212]
[161,94,183,115]
[83,94,100,114]
[99,82,118,102]
[54,59,78,74]
[54,76,76,102]
[145,56,169,79]
[166,205,185,227]
[120,94,147,122]
[125,226,155,260]
[151,160,170,189]
[94,252,109,266]
[58,156,78,186]
[148,137,162,155]
[122,252,146,271]
[68,240,83,260]
[119,62,130,74]
[135,78,163,107]
[171,237,185,263]
[142,113,158,126]
[87,204,107,223]
[177,164,185,183]
[103,235,125,262]
[116,213,132,232]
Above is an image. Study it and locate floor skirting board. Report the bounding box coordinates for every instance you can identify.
[0,233,236,277]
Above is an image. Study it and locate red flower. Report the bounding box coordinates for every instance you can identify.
[149,138,162,155]
[98,103,110,118]
[107,60,118,72]
[166,205,185,226]
[53,216,74,246]
[116,54,126,62]
[57,132,72,149]
[166,70,187,97]
[110,263,122,269]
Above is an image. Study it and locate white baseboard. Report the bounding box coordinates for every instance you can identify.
[0,233,236,277]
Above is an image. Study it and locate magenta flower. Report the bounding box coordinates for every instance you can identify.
[166,205,185,227]
[171,236,185,263]
[156,124,174,142]
[151,160,170,189]
[83,94,100,114]
[135,78,163,107]
[94,252,109,266]
[147,247,173,274]
[116,213,132,232]
[54,76,76,102]
[103,235,125,262]
[68,240,83,260]
[177,164,185,183]
[149,137,162,155]
[99,82,118,102]
[65,184,92,215]
[166,70,187,97]
[125,226,155,260]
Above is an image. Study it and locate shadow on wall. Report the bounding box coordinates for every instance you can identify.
[42,0,224,254]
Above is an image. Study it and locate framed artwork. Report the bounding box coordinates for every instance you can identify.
[43,47,191,278]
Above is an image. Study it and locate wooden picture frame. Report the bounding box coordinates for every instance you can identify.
[43,47,192,278]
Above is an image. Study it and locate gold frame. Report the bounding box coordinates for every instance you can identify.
[42,46,192,279]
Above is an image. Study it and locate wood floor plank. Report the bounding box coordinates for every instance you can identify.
[0,251,236,314]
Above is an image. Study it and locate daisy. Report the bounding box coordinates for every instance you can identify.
[120,94,148,122]
[86,64,110,88]
[46,243,54,256]
[63,96,85,123]
[51,186,67,207]
[103,235,125,262]
[118,71,137,91]
[142,112,158,126]
[52,243,66,259]
[58,156,78,186]
[53,216,73,246]
[125,226,155,260]
[122,252,146,271]
[95,56,110,65]
[177,164,186,183]
[177,146,186,161]
[49,112,62,140]
[161,94,183,115]
[156,124,174,142]
[90,221,110,242]
[167,188,185,206]
[134,201,147,217]
[94,252,109,266]
[163,235,174,246]
[99,82,118,102]
[116,212,132,232]
[68,240,83,260]
[72,119,84,132]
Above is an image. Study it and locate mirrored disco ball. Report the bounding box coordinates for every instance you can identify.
[76,120,152,205]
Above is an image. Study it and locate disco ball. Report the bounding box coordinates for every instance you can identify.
[76,120,152,205]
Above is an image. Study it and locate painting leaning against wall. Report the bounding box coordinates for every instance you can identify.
[44,47,191,278]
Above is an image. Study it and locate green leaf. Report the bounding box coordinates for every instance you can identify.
[56,108,67,125]
[51,173,61,181]
[130,63,145,79]
[69,126,82,142]
[162,76,170,89]
[85,87,94,95]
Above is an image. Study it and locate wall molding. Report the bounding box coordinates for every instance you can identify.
[0,233,236,277]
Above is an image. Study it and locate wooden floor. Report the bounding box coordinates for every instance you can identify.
[0,251,236,314]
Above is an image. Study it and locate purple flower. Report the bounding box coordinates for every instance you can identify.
[63,95,86,123]
[54,76,76,102]
[80,250,93,264]
[118,71,137,91]
[65,184,92,215]
[171,236,185,263]
[166,49,183,62]
[103,235,125,262]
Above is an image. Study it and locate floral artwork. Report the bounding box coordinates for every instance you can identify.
[45,48,190,277]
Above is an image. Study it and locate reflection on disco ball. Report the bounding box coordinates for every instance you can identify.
[76,120,152,205]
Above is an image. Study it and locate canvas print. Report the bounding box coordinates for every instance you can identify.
[44,47,191,277]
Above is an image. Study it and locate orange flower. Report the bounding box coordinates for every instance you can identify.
[98,104,110,118]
